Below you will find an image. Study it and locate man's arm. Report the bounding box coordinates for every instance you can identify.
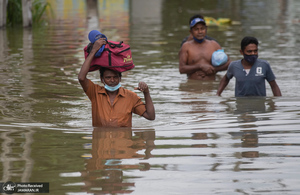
[135,82,155,120]
[178,43,215,75]
[268,80,282,96]
[217,74,230,96]
[78,38,106,92]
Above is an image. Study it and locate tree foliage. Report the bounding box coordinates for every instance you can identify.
[6,0,52,26]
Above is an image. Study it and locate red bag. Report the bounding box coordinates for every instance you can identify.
[84,40,135,72]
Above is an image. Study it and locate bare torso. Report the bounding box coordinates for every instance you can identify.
[181,39,221,80]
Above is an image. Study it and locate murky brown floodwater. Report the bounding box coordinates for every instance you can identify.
[1,0,300,194]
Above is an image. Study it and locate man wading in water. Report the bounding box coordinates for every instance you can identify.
[217,36,282,97]
[78,38,155,127]
[179,14,231,80]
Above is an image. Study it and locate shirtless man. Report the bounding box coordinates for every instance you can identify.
[179,14,231,80]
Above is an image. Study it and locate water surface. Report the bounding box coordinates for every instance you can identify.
[1,0,300,194]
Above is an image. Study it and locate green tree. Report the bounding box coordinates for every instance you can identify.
[6,0,52,26]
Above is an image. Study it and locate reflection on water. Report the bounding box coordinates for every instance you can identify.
[0,129,34,182]
[179,78,221,94]
[1,0,300,194]
[61,128,155,194]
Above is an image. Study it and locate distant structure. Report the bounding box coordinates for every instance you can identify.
[0,0,32,28]
[0,0,6,28]
[22,0,32,27]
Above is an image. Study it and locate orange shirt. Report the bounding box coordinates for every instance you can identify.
[85,80,146,127]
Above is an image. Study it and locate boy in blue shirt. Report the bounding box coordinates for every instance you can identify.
[217,36,282,97]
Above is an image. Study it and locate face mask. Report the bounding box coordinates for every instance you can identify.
[244,54,258,64]
[102,79,121,92]
[193,36,204,43]
[104,83,121,92]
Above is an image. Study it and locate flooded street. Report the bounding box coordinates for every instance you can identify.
[1,0,300,194]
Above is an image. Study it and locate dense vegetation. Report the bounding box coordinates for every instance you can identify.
[6,0,51,26]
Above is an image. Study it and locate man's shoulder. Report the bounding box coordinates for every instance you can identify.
[182,39,194,47]
[256,59,270,65]
[86,79,104,92]
[90,81,104,90]
[230,60,241,66]
[205,38,218,44]
[180,40,195,53]
[206,39,222,50]
[120,87,140,98]
[205,35,218,43]
[253,59,271,70]
[182,39,214,49]
[228,60,242,70]
[181,35,219,47]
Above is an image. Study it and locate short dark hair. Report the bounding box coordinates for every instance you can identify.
[241,36,259,51]
[189,14,204,24]
[99,67,122,78]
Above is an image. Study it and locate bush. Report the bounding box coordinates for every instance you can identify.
[6,0,52,26]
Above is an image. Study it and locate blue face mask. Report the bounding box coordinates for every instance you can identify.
[104,82,121,92]
[193,36,204,43]
[244,54,258,64]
